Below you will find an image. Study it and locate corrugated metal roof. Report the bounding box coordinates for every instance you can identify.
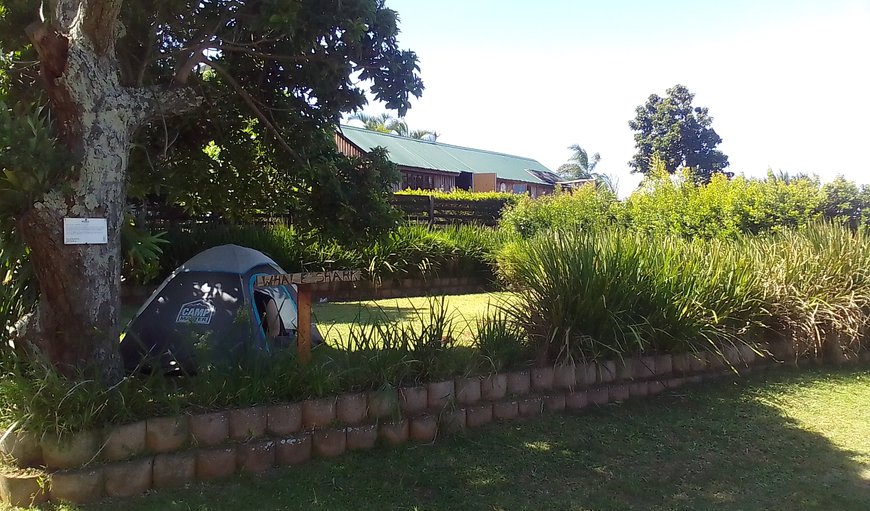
[338,125,553,185]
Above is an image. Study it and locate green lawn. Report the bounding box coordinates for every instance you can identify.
[313,292,515,346]
[32,365,870,511]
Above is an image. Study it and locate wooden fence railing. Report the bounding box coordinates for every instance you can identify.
[139,195,510,228]
[389,195,509,226]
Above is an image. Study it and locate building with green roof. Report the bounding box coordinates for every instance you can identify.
[335,125,561,196]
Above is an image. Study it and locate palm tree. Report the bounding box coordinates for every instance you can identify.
[557,144,601,180]
[349,112,439,141]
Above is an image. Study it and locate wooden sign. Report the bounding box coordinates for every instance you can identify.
[255,270,362,288]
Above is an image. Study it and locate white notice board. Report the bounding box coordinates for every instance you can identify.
[63,218,108,245]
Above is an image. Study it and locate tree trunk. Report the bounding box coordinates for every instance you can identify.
[19,2,199,380]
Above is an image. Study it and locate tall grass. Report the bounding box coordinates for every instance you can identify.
[497,229,769,362]
[745,222,870,357]
[498,223,870,363]
[152,222,515,285]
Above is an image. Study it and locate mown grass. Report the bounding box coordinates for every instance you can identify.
[313,292,515,346]
[20,365,869,511]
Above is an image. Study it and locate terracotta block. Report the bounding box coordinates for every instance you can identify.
[629,381,649,398]
[302,398,337,430]
[237,440,275,473]
[587,387,610,405]
[368,387,399,420]
[688,353,707,372]
[596,360,616,383]
[379,420,410,446]
[427,380,455,410]
[275,435,312,466]
[195,447,237,480]
[346,425,378,450]
[518,397,543,417]
[440,409,467,433]
[531,366,555,392]
[506,370,531,396]
[455,377,482,405]
[670,353,687,374]
[610,384,630,401]
[648,380,667,395]
[104,457,153,498]
[267,403,302,436]
[552,364,575,390]
[577,362,597,386]
[615,358,634,381]
[102,421,146,462]
[707,351,726,370]
[146,416,189,454]
[229,407,266,441]
[493,400,519,420]
[42,430,100,470]
[336,393,368,425]
[400,386,428,416]
[466,404,494,428]
[738,345,758,366]
[409,415,438,443]
[480,374,507,401]
[635,356,656,379]
[313,428,347,458]
[544,394,566,412]
[0,473,47,507]
[666,377,686,388]
[153,451,196,489]
[654,354,673,377]
[49,467,103,504]
[189,412,229,448]
[0,428,41,468]
[565,391,588,410]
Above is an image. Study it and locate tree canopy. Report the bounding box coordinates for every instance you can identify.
[628,84,730,183]
[557,144,600,180]
[350,111,438,141]
[0,0,425,377]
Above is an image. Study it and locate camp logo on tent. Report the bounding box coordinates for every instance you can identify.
[176,299,216,325]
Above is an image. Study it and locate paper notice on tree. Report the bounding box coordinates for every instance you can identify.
[63,218,108,245]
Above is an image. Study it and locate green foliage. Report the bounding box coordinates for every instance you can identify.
[497,229,767,362]
[151,222,516,286]
[557,143,601,180]
[621,168,825,239]
[0,101,72,228]
[629,84,730,182]
[473,312,529,372]
[0,240,35,345]
[745,222,870,356]
[349,112,439,140]
[499,185,617,237]
[395,188,520,203]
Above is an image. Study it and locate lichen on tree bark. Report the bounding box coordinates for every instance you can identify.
[19,0,200,379]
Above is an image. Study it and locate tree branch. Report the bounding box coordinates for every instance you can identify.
[81,0,122,53]
[205,60,302,162]
[127,86,201,129]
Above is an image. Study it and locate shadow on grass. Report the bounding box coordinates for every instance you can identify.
[313,301,425,327]
[78,367,870,511]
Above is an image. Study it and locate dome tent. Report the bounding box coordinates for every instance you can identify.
[122,244,315,373]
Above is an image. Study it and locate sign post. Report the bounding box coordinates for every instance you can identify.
[255,270,362,363]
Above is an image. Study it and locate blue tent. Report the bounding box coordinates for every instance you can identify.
[122,245,312,373]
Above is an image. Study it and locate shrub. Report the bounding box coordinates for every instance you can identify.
[499,184,617,237]
[497,229,769,362]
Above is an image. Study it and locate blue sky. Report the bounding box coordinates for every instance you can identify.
[353,0,870,195]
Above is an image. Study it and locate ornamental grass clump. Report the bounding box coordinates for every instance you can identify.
[497,229,768,363]
[747,222,870,358]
